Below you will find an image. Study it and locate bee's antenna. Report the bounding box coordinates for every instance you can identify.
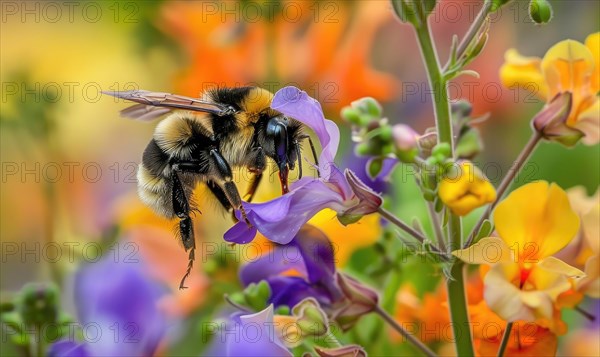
[299,135,320,178]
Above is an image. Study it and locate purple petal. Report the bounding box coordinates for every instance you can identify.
[224,220,258,244]
[242,194,293,223]
[48,340,90,357]
[239,245,307,286]
[326,165,353,200]
[240,225,341,309]
[272,86,340,178]
[267,276,332,308]
[292,225,336,285]
[243,181,344,244]
[74,252,166,357]
[226,306,292,357]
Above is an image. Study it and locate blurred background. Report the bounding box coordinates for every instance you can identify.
[1,1,598,356]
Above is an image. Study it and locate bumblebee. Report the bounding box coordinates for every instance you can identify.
[104,87,318,288]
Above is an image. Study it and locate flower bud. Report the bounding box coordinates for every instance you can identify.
[438,161,497,216]
[243,280,271,311]
[292,298,329,337]
[529,0,553,24]
[315,345,367,357]
[339,169,383,225]
[391,0,420,26]
[392,124,419,163]
[491,0,514,12]
[417,131,438,156]
[533,92,583,146]
[340,107,362,126]
[391,1,437,26]
[351,97,382,118]
[455,128,483,159]
[451,99,473,119]
[330,273,379,331]
[392,124,418,151]
[18,283,59,327]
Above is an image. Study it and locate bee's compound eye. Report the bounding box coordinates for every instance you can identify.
[266,117,289,164]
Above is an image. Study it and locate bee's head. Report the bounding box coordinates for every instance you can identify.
[265,115,296,194]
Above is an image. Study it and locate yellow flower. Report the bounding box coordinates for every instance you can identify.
[308,208,381,267]
[555,187,600,299]
[500,33,600,145]
[453,182,584,324]
[438,161,496,216]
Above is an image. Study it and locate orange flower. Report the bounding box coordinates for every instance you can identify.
[158,1,399,110]
[392,275,484,344]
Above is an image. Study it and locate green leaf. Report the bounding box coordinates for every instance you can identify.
[475,219,493,242]
[442,207,449,228]
[434,195,444,212]
[455,128,483,159]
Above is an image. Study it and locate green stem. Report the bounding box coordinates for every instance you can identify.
[415,13,474,357]
[426,201,446,252]
[415,23,454,154]
[377,207,428,244]
[374,305,437,357]
[446,262,474,356]
[497,322,514,357]
[463,132,542,248]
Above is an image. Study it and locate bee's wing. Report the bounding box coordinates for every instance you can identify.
[102,90,237,121]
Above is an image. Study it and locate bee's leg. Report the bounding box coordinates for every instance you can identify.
[298,134,320,177]
[209,149,249,224]
[206,180,239,222]
[206,180,233,211]
[244,146,266,203]
[170,171,195,290]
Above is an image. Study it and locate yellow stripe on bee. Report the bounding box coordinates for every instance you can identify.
[154,112,212,159]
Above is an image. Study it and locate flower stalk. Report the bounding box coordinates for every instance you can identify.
[413,9,475,357]
[374,305,437,357]
[497,322,514,357]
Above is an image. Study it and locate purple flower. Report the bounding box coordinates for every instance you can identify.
[224,87,381,245]
[48,252,166,357]
[240,225,341,308]
[204,305,292,357]
[239,225,378,331]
